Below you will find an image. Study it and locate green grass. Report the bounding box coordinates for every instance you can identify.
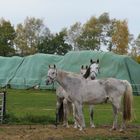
[4,89,140,126]
[6,89,56,124]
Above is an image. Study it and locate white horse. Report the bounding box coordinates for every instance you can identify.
[55,60,99,128]
[46,65,133,131]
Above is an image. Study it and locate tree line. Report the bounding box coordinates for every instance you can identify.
[0,12,140,63]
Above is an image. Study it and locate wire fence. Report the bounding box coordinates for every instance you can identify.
[0,82,55,90]
[0,82,140,95]
[131,84,140,95]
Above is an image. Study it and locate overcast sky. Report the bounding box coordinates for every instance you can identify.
[0,0,139,38]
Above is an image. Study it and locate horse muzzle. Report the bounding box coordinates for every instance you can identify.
[90,76,95,80]
[46,79,51,85]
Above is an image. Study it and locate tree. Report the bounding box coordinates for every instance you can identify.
[98,13,114,51]
[77,16,101,50]
[74,13,129,53]
[38,28,72,55]
[135,34,140,55]
[111,20,129,54]
[64,22,82,50]
[0,18,16,56]
[130,34,140,63]
[15,17,50,56]
[76,13,112,51]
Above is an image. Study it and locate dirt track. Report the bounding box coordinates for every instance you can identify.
[0,125,139,140]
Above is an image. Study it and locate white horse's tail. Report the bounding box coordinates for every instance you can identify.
[122,80,133,121]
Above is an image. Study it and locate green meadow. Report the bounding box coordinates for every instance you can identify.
[5,89,140,126]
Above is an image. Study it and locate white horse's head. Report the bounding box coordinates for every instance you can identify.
[83,59,100,80]
[46,65,57,85]
[80,65,88,76]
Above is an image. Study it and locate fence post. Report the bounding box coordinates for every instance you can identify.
[0,91,6,123]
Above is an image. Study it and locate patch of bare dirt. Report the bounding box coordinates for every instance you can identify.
[0,125,139,140]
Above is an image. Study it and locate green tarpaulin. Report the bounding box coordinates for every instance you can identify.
[0,56,24,87]
[0,51,140,95]
[58,51,140,95]
[9,53,63,89]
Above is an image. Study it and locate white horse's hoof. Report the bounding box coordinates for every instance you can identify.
[74,125,78,129]
[79,127,83,131]
[91,124,95,128]
[119,129,125,133]
[110,127,117,131]
[66,125,70,128]
[74,124,81,129]
[63,124,69,128]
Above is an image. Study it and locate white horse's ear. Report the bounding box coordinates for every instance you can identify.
[81,65,84,69]
[97,59,99,63]
[86,65,88,69]
[54,64,56,68]
[90,59,93,64]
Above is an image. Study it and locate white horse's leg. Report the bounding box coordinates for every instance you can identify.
[79,104,86,129]
[72,103,78,128]
[74,102,85,131]
[112,103,126,132]
[120,100,126,132]
[119,111,126,132]
[74,107,82,130]
[111,104,118,130]
[89,105,95,128]
[72,103,81,129]
[73,102,83,130]
[63,98,69,128]
[111,99,121,130]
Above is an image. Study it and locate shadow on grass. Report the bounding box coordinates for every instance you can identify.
[3,113,55,125]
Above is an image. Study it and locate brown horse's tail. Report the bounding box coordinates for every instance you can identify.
[122,80,133,121]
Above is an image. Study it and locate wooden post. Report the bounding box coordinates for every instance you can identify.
[3,91,6,117]
[0,91,6,123]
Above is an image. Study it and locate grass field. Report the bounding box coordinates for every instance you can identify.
[0,89,139,140]
[5,89,140,126]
